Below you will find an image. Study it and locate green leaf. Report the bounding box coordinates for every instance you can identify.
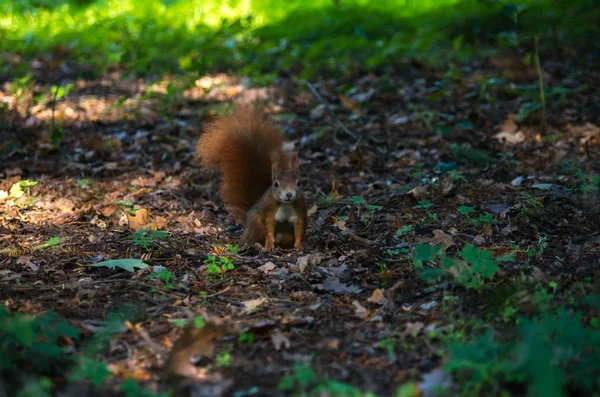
[35,237,62,251]
[458,205,476,215]
[69,357,111,386]
[92,259,149,272]
[396,225,412,237]
[418,268,448,283]
[414,244,442,261]
[193,316,205,329]
[172,319,187,327]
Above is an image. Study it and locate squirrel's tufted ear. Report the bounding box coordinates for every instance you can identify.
[289,152,298,171]
[270,151,281,178]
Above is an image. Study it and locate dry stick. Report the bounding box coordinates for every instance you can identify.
[533,36,547,135]
[306,81,360,141]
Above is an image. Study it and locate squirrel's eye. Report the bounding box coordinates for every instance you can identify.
[296,179,300,186]
[274,181,279,188]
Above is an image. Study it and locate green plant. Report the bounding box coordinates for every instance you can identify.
[414,200,433,210]
[129,228,170,251]
[278,361,376,396]
[122,378,169,397]
[35,237,62,251]
[226,244,241,255]
[205,255,235,278]
[415,243,512,290]
[0,308,81,374]
[446,304,600,397]
[9,179,38,207]
[216,351,231,368]
[458,206,476,216]
[379,337,396,356]
[395,225,412,238]
[49,83,73,144]
[318,193,340,208]
[238,332,255,344]
[146,268,175,290]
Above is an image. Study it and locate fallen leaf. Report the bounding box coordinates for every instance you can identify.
[270,330,290,350]
[338,94,362,116]
[403,321,424,337]
[367,288,385,305]
[297,254,322,272]
[352,300,369,319]
[320,277,363,294]
[310,104,327,119]
[127,208,167,231]
[500,225,518,236]
[257,262,276,274]
[430,230,454,250]
[493,130,525,145]
[307,204,318,217]
[407,185,429,200]
[479,224,493,236]
[419,368,453,397]
[164,323,225,378]
[243,298,267,313]
[473,235,485,245]
[91,259,149,272]
[333,220,376,246]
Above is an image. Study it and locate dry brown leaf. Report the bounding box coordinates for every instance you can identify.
[367,288,385,305]
[243,298,267,313]
[164,323,225,378]
[403,321,425,337]
[307,204,318,217]
[338,94,362,116]
[127,208,167,231]
[270,330,290,351]
[430,230,454,250]
[257,262,276,274]
[333,220,376,246]
[407,185,429,200]
[352,300,369,319]
[479,224,493,236]
[297,254,322,272]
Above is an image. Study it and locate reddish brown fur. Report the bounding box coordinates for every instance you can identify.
[196,106,307,250]
[196,106,284,223]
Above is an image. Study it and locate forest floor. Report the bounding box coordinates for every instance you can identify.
[1,25,600,397]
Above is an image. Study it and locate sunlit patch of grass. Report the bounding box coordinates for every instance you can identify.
[1,0,598,78]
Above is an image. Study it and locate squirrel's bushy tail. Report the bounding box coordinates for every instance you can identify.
[196,106,284,223]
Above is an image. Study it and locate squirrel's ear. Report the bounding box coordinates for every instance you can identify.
[271,151,281,178]
[289,152,298,171]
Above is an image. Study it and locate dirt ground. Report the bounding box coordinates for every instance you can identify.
[1,55,599,396]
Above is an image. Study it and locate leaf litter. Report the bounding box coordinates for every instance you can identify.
[0,36,599,397]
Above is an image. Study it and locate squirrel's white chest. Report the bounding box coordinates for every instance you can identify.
[275,204,297,224]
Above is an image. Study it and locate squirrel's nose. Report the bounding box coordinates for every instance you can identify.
[286,192,293,198]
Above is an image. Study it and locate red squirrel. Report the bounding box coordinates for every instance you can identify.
[196,106,307,251]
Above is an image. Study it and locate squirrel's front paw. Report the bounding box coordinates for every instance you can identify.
[294,242,304,251]
[264,240,275,251]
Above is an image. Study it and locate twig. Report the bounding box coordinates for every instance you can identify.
[306,81,359,141]
[533,36,547,135]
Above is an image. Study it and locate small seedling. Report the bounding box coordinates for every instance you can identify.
[35,237,62,251]
[395,225,412,238]
[147,268,175,290]
[216,351,231,368]
[414,200,433,210]
[458,206,476,216]
[238,332,255,344]
[205,256,235,278]
[226,244,241,255]
[129,228,170,251]
[379,337,396,356]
